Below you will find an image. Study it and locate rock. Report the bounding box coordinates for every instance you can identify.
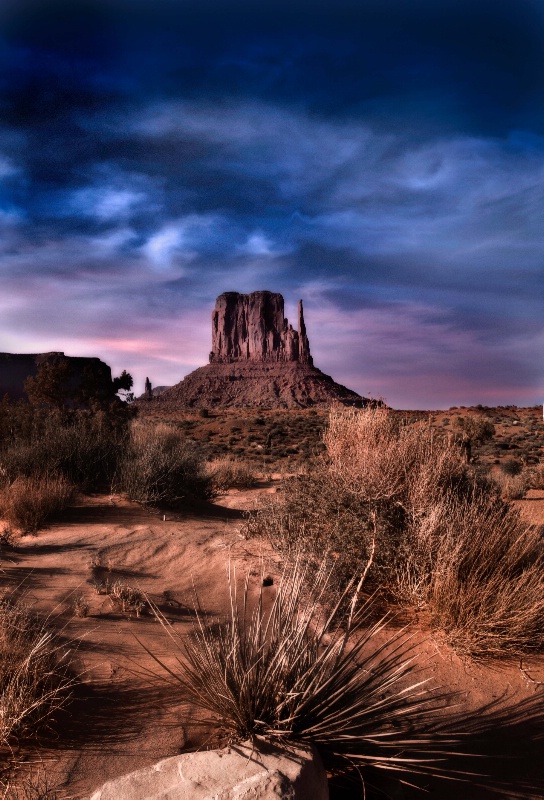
[149,291,367,410]
[157,361,364,409]
[89,740,329,800]
[0,351,113,403]
[210,291,312,366]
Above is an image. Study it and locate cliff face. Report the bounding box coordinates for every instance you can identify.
[210,291,313,365]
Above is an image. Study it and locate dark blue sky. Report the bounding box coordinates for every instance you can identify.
[1,0,543,407]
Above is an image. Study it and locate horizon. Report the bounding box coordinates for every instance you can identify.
[1,1,543,409]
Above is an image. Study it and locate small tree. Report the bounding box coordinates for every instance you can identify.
[112,370,134,403]
[24,357,72,412]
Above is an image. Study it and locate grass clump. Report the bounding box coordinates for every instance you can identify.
[0,475,75,534]
[0,598,73,749]
[398,494,544,655]
[207,457,259,492]
[114,422,214,508]
[145,559,457,784]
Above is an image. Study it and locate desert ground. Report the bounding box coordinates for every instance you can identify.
[1,404,543,799]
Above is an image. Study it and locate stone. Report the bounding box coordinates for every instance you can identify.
[88,740,329,800]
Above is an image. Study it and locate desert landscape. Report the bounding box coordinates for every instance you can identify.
[1,293,543,799]
[2,2,544,797]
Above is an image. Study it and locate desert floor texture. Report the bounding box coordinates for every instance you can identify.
[2,476,543,799]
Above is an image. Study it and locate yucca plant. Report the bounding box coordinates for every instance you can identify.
[142,557,461,786]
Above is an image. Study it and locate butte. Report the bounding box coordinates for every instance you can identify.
[155,291,367,410]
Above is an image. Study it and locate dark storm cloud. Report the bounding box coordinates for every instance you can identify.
[1,0,543,406]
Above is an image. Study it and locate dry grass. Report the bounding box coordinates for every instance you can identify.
[142,558,460,784]
[206,457,259,492]
[0,598,74,750]
[247,408,544,656]
[398,494,544,655]
[491,469,530,500]
[0,475,75,534]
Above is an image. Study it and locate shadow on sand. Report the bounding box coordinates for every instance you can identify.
[329,691,544,799]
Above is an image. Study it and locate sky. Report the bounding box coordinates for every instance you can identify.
[1,0,543,409]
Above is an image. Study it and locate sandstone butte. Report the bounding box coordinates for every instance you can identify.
[0,351,113,402]
[154,290,367,409]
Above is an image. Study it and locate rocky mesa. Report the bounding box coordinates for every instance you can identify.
[155,291,366,409]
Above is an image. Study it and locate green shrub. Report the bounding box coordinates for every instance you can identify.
[114,423,214,507]
[0,413,127,491]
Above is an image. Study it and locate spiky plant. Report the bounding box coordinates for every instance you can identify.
[0,598,74,749]
[142,557,460,784]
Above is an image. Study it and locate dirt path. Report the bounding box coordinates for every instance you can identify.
[2,486,543,799]
[3,485,279,799]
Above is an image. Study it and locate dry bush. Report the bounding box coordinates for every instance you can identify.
[247,408,471,592]
[145,559,459,783]
[114,422,214,507]
[400,495,544,656]
[0,414,126,492]
[0,599,73,749]
[0,475,75,534]
[528,462,544,489]
[247,408,544,655]
[110,580,147,616]
[207,457,259,492]
[491,469,530,500]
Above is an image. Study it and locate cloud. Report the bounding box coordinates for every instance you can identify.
[1,4,543,407]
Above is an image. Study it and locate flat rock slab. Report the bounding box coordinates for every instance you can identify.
[89,740,329,800]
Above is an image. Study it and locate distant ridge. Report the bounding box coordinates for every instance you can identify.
[152,291,367,409]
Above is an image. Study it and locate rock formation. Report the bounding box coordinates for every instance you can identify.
[154,291,366,409]
[210,291,312,365]
[0,351,113,403]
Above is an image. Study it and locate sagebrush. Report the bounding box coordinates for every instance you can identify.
[247,407,544,655]
[114,422,214,507]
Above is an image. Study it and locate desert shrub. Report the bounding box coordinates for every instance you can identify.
[0,598,73,748]
[0,413,126,491]
[528,463,544,489]
[491,469,530,500]
[110,580,147,616]
[247,408,544,655]
[500,457,523,476]
[0,475,75,533]
[207,457,259,492]
[399,494,544,655]
[247,408,471,591]
[147,559,458,783]
[114,422,214,507]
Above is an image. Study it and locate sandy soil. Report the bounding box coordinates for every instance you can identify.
[2,486,544,799]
